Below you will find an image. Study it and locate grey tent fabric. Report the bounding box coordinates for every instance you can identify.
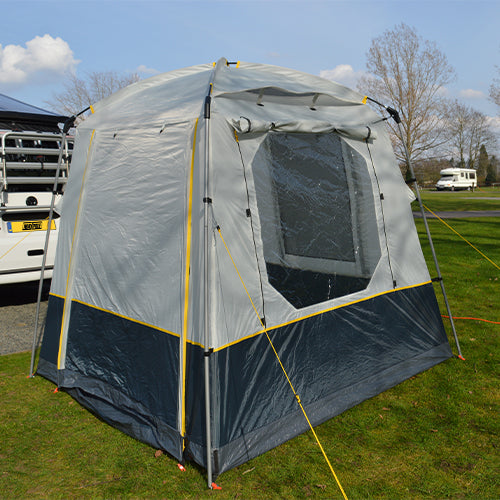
[37,58,452,478]
[230,116,377,140]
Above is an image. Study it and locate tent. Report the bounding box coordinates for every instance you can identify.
[37,58,453,483]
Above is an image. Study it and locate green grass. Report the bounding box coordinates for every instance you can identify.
[0,191,499,499]
[414,186,500,212]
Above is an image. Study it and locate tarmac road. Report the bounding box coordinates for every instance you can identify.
[0,281,50,356]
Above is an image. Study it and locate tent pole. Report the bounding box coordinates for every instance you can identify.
[29,108,89,377]
[203,94,213,488]
[389,112,463,359]
[29,117,74,377]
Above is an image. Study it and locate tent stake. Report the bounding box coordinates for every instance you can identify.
[389,111,463,359]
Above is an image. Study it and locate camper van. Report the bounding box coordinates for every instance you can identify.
[0,130,72,284]
[436,168,477,191]
[0,94,72,284]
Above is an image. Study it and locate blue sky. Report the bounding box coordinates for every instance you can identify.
[1,0,499,124]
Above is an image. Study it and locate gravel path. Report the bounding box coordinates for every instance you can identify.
[0,281,50,356]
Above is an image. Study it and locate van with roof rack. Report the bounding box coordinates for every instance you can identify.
[0,94,72,284]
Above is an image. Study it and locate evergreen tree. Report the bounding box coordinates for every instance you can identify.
[485,156,498,186]
[477,145,489,185]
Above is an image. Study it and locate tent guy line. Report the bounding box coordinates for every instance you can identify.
[215,223,349,499]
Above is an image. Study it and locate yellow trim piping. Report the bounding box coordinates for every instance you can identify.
[57,129,95,369]
[362,96,368,104]
[50,292,201,346]
[70,298,179,338]
[212,280,433,353]
[54,278,434,359]
[90,104,95,114]
[181,118,199,443]
[236,61,241,68]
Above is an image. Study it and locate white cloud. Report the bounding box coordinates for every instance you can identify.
[459,88,486,100]
[436,86,450,97]
[487,115,500,134]
[319,64,369,89]
[136,64,160,75]
[0,35,78,86]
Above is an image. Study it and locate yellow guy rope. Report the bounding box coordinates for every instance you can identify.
[216,226,348,500]
[423,204,500,271]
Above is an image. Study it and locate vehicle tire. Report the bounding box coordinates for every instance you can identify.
[451,186,455,191]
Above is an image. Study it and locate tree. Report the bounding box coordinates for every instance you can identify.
[47,70,140,120]
[358,23,455,170]
[477,145,489,184]
[490,65,500,114]
[445,101,497,169]
[485,155,498,186]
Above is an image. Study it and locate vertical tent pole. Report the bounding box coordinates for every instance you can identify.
[30,107,90,377]
[29,116,74,377]
[203,92,213,488]
[387,108,463,359]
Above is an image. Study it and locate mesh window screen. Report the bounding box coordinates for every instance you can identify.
[268,133,354,262]
[251,132,380,308]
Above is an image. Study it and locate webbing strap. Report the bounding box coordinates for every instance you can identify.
[423,204,500,271]
[216,226,348,500]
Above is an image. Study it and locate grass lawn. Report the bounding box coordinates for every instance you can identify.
[415,185,500,212]
[0,190,498,499]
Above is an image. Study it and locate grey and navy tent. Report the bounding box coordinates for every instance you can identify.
[37,58,454,483]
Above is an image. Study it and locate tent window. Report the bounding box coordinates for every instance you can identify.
[252,132,380,309]
[269,134,355,261]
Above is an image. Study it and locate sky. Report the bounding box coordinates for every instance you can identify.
[1,0,499,138]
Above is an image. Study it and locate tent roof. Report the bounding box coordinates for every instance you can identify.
[84,59,370,131]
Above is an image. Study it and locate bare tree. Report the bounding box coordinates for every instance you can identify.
[490,65,500,114]
[47,70,140,119]
[358,23,455,167]
[445,100,497,169]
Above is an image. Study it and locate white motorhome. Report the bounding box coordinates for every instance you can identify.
[436,168,477,191]
[0,94,72,284]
